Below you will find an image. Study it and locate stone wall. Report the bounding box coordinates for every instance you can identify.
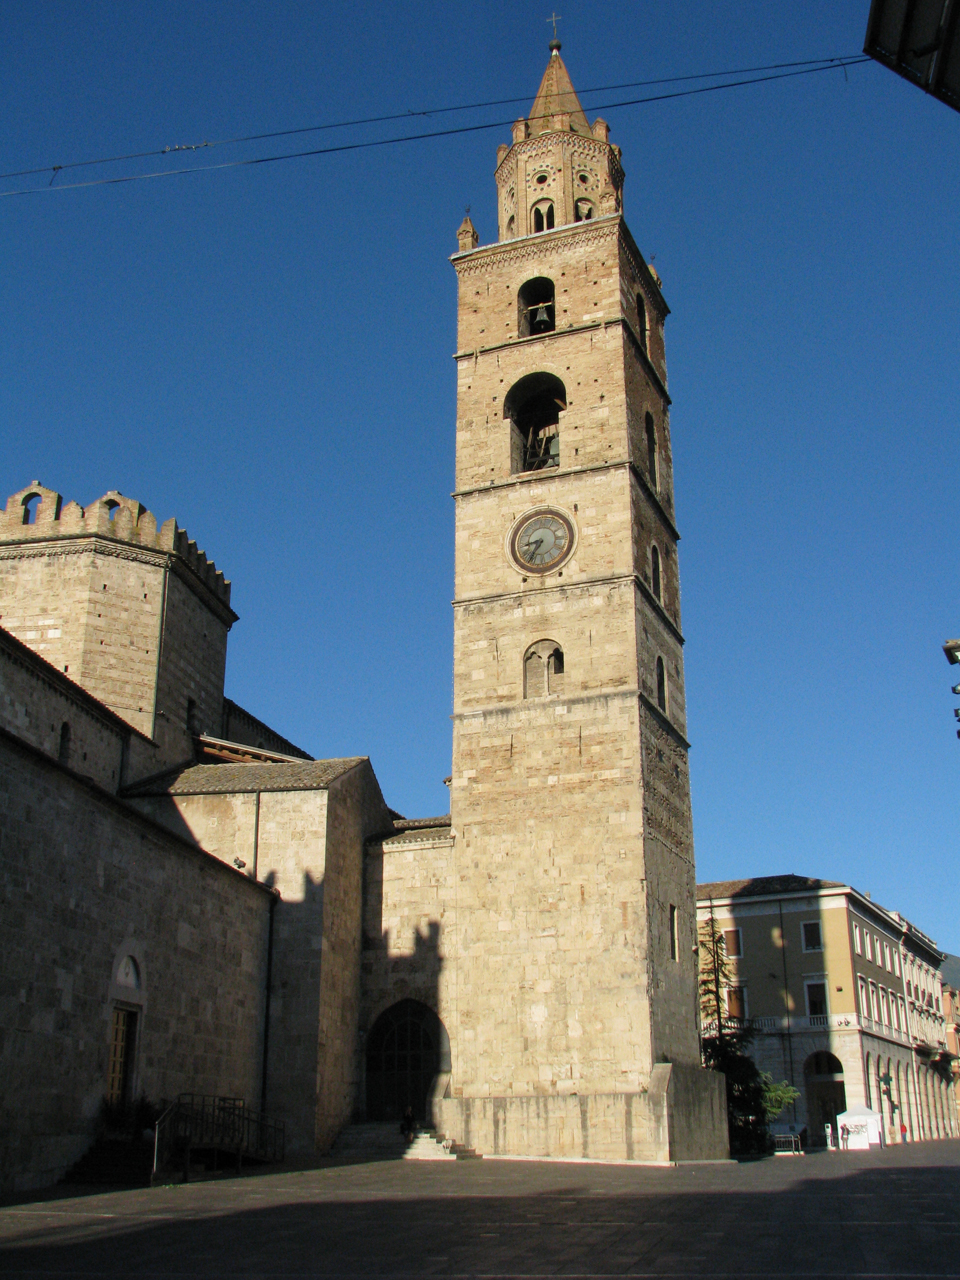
[0,729,271,1193]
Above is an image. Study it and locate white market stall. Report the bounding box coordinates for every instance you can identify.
[836,1104,884,1149]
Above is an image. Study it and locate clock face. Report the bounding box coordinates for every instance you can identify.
[510,509,575,574]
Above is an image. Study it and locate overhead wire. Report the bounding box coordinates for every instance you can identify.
[0,55,862,184]
[1,56,872,199]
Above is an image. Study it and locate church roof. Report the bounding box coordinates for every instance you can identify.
[528,43,591,136]
[125,756,366,796]
[697,874,846,901]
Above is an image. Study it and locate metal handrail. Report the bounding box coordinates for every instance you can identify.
[152,1094,285,1183]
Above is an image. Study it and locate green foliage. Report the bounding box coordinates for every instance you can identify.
[760,1073,800,1122]
[701,1030,768,1155]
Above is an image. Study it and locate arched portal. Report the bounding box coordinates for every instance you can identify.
[804,1051,846,1145]
[365,1000,449,1124]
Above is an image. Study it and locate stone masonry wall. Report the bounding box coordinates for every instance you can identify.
[0,631,130,792]
[0,730,271,1193]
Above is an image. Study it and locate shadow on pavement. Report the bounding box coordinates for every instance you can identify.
[0,1140,957,1277]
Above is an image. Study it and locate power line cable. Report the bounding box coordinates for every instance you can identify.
[0,55,860,182]
[1,57,871,199]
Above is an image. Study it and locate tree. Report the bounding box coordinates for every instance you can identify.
[697,903,733,1040]
[760,1073,800,1123]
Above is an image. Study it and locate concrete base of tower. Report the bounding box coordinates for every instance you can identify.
[434,1064,729,1163]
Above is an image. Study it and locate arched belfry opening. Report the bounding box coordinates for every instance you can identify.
[365,1000,450,1124]
[518,277,555,337]
[532,200,554,232]
[505,372,566,474]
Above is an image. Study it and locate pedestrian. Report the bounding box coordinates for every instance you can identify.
[900,1120,908,1143]
[400,1105,416,1143]
[840,1123,849,1150]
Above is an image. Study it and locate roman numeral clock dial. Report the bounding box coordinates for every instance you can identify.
[508,509,575,574]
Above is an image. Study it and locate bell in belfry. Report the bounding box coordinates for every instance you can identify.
[535,305,549,325]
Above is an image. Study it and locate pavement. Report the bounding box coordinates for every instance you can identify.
[1,1139,958,1278]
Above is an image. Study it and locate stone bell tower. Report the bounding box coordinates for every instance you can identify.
[439,43,728,1161]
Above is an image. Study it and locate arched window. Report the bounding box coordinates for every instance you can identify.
[518,277,555,337]
[637,295,648,351]
[656,656,667,712]
[504,372,566,474]
[574,198,594,222]
[106,500,120,521]
[506,214,516,238]
[547,646,564,695]
[524,640,564,698]
[645,413,658,490]
[532,201,554,233]
[21,492,41,525]
[651,545,662,602]
[58,722,70,765]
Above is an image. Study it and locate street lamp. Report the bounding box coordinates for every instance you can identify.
[864,0,960,113]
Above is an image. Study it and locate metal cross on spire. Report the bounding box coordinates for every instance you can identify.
[547,12,562,40]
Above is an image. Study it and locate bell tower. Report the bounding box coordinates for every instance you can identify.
[439,43,728,1161]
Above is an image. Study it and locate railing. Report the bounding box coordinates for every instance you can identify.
[153,1094,285,1183]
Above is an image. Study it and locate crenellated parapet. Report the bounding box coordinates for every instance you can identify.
[0,483,232,607]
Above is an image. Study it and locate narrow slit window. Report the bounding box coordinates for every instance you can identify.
[651,545,661,602]
[669,904,678,960]
[58,722,70,766]
[645,414,658,490]
[636,294,647,351]
[656,656,667,712]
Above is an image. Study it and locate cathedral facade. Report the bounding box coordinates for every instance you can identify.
[0,45,726,1193]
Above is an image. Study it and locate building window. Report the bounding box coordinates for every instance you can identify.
[883,942,892,971]
[518,277,556,337]
[655,656,667,712]
[524,640,564,699]
[651,544,662,602]
[106,1007,138,1108]
[890,996,900,1032]
[869,981,879,1022]
[879,988,890,1026]
[859,976,870,1018]
[864,932,873,962]
[645,413,658,490]
[875,936,882,963]
[669,904,678,960]
[725,986,746,1022]
[573,198,594,222]
[723,928,742,959]
[58,722,71,766]
[806,981,828,1018]
[532,201,555,233]
[802,921,823,952]
[505,372,566,474]
[893,950,901,977]
[636,294,647,352]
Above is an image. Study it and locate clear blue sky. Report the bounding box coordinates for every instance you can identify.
[2,3,958,951]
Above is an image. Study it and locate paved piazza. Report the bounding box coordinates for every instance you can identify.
[1,1141,958,1278]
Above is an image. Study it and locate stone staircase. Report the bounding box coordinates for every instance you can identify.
[327,1123,408,1162]
[328,1123,481,1162]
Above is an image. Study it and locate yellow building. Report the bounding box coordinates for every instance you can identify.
[696,875,956,1147]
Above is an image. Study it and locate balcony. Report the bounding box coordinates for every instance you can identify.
[746,1013,912,1044]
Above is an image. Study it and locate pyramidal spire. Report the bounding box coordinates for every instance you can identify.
[527,41,590,136]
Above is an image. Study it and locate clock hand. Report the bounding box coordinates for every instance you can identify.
[525,537,543,557]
